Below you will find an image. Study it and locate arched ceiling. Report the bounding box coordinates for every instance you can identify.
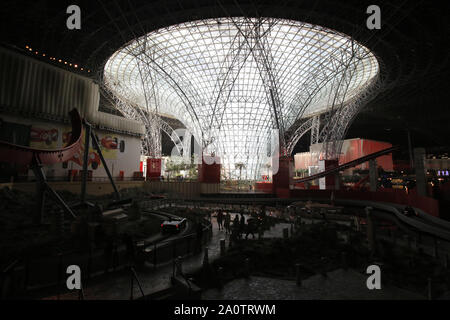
[1,0,449,153]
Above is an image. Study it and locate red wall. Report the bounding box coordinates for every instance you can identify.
[198,156,221,183]
[272,156,293,192]
[255,182,273,193]
[146,158,161,180]
[339,139,393,171]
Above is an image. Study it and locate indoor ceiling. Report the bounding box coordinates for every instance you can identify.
[1,0,449,156]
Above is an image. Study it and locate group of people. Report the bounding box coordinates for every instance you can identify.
[215,211,261,241]
[215,211,236,234]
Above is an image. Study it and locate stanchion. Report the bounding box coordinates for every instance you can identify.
[341,252,348,270]
[56,253,62,300]
[203,247,209,268]
[433,238,439,259]
[220,239,226,256]
[217,267,224,289]
[406,235,411,250]
[153,243,157,270]
[244,258,250,278]
[130,267,134,300]
[365,207,376,255]
[295,264,302,287]
[427,277,433,300]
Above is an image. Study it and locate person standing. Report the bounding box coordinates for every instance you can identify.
[239,214,246,239]
[195,219,204,253]
[217,211,224,230]
[224,212,231,234]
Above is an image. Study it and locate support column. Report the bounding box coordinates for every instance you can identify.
[369,159,378,192]
[414,148,427,197]
[32,164,46,225]
[318,159,338,190]
[80,124,91,204]
[366,207,376,255]
[272,156,293,197]
[310,115,320,145]
[198,156,221,194]
[334,173,341,191]
[146,158,162,181]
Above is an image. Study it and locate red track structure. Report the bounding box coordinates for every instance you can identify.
[0,109,83,223]
[0,109,82,166]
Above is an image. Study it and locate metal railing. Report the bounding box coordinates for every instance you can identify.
[129,267,145,300]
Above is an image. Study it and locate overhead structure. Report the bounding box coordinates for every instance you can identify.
[103,17,380,180]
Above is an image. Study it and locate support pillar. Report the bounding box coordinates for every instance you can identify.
[334,173,341,190]
[202,247,209,268]
[413,148,427,197]
[369,159,378,192]
[220,239,226,256]
[33,165,46,225]
[272,156,293,197]
[318,159,338,190]
[295,264,302,286]
[198,156,221,194]
[80,124,91,204]
[366,207,376,255]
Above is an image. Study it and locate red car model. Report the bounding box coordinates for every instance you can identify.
[30,128,58,145]
[101,136,118,150]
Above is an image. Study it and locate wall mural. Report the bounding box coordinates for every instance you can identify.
[30,127,58,149]
[62,129,123,170]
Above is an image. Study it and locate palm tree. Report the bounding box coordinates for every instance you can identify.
[235,162,246,191]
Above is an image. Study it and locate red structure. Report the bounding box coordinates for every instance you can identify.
[0,109,82,166]
[198,156,221,183]
[272,156,294,198]
[146,158,161,180]
[319,159,339,190]
[295,139,394,173]
[339,139,393,171]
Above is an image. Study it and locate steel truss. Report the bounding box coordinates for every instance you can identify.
[103,17,380,180]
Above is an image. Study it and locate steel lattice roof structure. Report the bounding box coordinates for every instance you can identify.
[1,0,449,159]
[103,17,380,179]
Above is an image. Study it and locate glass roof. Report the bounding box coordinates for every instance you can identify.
[104,17,379,180]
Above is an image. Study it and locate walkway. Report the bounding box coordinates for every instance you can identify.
[41,215,290,300]
[202,269,424,300]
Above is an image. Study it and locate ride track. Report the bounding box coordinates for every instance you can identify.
[0,108,83,166]
[0,109,83,220]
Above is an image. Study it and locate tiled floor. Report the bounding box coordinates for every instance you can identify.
[202,269,424,300]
